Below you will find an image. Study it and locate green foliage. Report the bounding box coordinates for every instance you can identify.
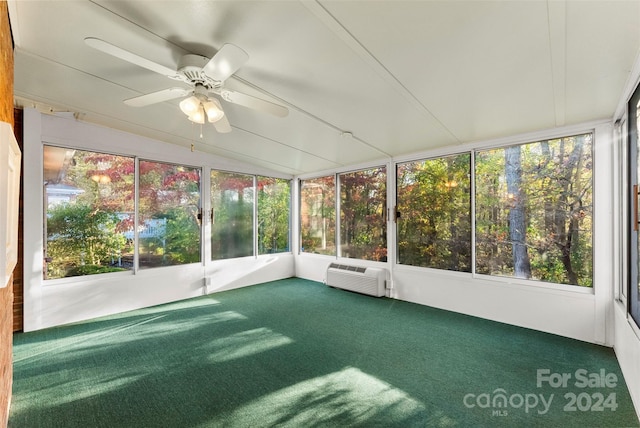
[44,135,592,288]
[397,154,471,271]
[46,203,127,279]
[475,135,593,287]
[340,167,387,261]
[396,135,593,287]
[258,177,290,254]
[164,208,201,264]
[138,161,202,268]
[137,210,200,267]
[300,176,336,255]
[210,171,254,259]
[67,265,128,276]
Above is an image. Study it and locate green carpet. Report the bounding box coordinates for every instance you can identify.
[9,278,640,427]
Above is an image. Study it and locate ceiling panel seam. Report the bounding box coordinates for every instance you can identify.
[547,0,567,127]
[89,0,188,54]
[306,0,461,144]
[15,48,146,96]
[231,75,392,159]
[231,123,344,167]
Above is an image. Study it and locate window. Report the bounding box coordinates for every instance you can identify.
[43,146,134,279]
[475,134,593,286]
[210,171,254,260]
[617,118,628,302]
[138,160,201,268]
[43,145,292,278]
[628,83,640,325]
[397,154,471,271]
[300,176,336,255]
[257,176,290,254]
[340,167,387,261]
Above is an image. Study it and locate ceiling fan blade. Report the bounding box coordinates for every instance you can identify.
[124,87,191,107]
[219,89,289,117]
[213,114,232,133]
[203,44,249,82]
[85,37,178,77]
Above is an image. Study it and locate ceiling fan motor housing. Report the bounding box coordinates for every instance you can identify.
[193,84,210,101]
[177,54,220,88]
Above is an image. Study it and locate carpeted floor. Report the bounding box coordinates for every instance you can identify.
[9,278,640,427]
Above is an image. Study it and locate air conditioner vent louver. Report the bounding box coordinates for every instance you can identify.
[328,263,367,274]
[326,264,386,297]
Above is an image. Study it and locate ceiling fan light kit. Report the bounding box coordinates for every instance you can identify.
[179,95,200,115]
[84,37,289,132]
[179,87,224,124]
[203,99,224,122]
[188,105,205,124]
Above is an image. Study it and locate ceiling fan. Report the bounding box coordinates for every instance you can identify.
[84,37,288,133]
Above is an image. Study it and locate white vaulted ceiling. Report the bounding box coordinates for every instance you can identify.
[8,0,640,175]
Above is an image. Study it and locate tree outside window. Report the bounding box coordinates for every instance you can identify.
[138,160,201,268]
[340,167,387,261]
[475,134,593,286]
[300,176,336,255]
[257,177,290,254]
[210,171,254,260]
[44,146,134,279]
[397,154,471,271]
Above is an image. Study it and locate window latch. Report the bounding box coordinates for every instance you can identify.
[393,206,401,222]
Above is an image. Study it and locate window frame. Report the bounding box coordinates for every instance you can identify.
[298,174,337,257]
[338,165,388,262]
[298,165,390,262]
[209,169,256,261]
[627,83,640,325]
[395,152,472,272]
[257,175,292,255]
[615,117,628,304]
[42,144,293,284]
[42,144,137,281]
[137,158,203,270]
[472,134,594,288]
[388,129,596,293]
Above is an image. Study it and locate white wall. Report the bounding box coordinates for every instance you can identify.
[296,121,614,345]
[23,109,294,331]
[614,303,640,416]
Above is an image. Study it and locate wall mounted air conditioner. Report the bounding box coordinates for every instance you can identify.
[326,263,386,297]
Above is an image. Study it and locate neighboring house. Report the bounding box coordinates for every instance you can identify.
[44,183,84,208]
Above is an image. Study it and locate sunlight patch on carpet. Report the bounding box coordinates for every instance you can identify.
[214,367,426,426]
[14,372,146,412]
[201,327,294,363]
[135,310,247,337]
[108,297,222,319]
[13,315,167,364]
[15,310,248,368]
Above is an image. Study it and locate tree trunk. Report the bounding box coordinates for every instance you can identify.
[539,141,554,233]
[553,136,585,285]
[505,145,532,278]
